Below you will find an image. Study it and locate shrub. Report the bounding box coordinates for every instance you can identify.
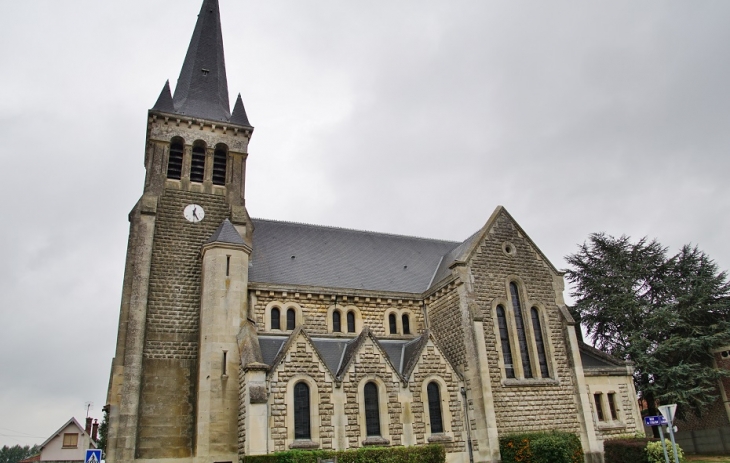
[646,439,685,463]
[241,444,445,463]
[499,432,583,463]
[603,438,655,463]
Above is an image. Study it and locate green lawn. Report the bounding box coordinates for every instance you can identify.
[686,456,730,462]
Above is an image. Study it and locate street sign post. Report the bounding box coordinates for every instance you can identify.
[85,450,102,463]
[644,416,667,426]
[658,404,680,463]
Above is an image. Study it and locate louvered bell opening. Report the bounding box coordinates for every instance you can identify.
[167,142,184,180]
[212,148,227,185]
[190,145,206,183]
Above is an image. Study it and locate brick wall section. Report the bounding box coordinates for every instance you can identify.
[341,340,404,448]
[251,292,424,337]
[409,344,467,453]
[268,337,336,452]
[472,213,581,435]
[427,286,466,375]
[137,189,229,459]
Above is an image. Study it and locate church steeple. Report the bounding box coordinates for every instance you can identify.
[168,0,231,123]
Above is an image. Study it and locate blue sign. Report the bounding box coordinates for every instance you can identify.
[644,415,668,426]
[85,449,102,463]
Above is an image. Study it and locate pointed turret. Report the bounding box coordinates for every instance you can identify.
[152,80,175,113]
[230,94,252,127]
[172,0,231,122]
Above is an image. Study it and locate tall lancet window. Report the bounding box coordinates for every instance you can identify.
[190,142,206,183]
[531,307,550,378]
[364,382,381,436]
[293,382,311,439]
[287,309,296,331]
[427,382,444,433]
[271,308,280,330]
[333,310,341,333]
[167,138,184,180]
[347,311,356,333]
[496,305,515,378]
[389,314,397,335]
[212,145,227,186]
[510,282,533,378]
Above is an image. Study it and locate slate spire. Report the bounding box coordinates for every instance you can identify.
[152,80,175,113]
[230,94,252,127]
[171,0,231,122]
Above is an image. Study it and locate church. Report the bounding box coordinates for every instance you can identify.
[104,1,644,462]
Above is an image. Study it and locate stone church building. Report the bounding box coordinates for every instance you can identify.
[105,1,643,462]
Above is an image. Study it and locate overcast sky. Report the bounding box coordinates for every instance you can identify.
[1,0,729,448]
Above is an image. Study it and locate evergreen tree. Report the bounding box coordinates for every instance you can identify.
[0,445,40,463]
[566,233,730,421]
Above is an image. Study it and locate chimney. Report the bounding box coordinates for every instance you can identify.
[85,417,93,435]
[92,420,99,441]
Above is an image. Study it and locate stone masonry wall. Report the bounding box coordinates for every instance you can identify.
[427,285,466,374]
[251,291,424,337]
[586,380,641,441]
[409,344,467,453]
[268,335,336,452]
[472,212,581,435]
[137,189,229,459]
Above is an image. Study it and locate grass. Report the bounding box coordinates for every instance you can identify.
[685,456,730,462]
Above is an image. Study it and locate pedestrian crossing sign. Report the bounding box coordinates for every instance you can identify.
[85,449,102,463]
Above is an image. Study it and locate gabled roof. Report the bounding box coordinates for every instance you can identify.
[39,417,90,449]
[248,218,460,293]
[579,342,631,369]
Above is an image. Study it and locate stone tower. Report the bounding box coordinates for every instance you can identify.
[105,1,253,462]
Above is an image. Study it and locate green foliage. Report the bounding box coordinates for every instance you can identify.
[241,444,445,463]
[499,432,582,463]
[98,408,108,459]
[566,234,730,418]
[603,438,655,463]
[0,445,40,463]
[646,439,685,463]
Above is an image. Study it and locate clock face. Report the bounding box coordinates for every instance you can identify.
[184,204,205,223]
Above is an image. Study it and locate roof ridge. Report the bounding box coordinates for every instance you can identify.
[251,217,462,245]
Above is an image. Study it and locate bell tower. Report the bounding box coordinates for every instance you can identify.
[106,1,253,462]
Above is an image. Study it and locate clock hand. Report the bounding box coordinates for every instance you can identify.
[192,208,199,220]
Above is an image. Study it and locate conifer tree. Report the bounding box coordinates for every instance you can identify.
[566,234,730,421]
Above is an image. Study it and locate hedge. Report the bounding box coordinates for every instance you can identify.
[241,444,445,463]
[603,438,656,463]
[499,431,583,463]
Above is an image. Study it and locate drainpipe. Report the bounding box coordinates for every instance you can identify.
[461,387,474,463]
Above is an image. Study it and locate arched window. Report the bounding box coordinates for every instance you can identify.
[427,382,444,433]
[531,307,550,378]
[347,311,356,333]
[287,309,296,330]
[510,283,533,378]
[333,310,341,332]
[496,305,515,378]
[190,143,206,183]
[212,145,227,186]
[388,314,397,334]
[293,382,311,439]
[402,314,410,335]
[364,382,381,437]
[167,139,183,180]
[271,308,280,330]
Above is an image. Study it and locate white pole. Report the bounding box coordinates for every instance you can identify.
[666,421,680,463]
[658,425,670,463]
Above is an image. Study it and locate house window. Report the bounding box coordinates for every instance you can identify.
[364,382,381,436]
[496,305,515,379]
[388,314,397,335]
[333,310,341,332]
[271,308,280,330]
[287,309,296,330]
[190,143,206,183]
[402,314,410,335]
[167,139,183,180]
[62,433,78,448]
[294,382,311,439]
[212,145,227,186]
[347,311,356,333]
[594,393,605,421]
[607,393,618,420]
[510,282,533,378]
[427,382,444,433]
[531,307,550,378]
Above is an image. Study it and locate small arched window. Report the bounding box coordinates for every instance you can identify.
[212,145,227,186]
[496,305,515,379]
[333,310,341,333]
[167,139,184,180]
[347,311,356,333]
[427,382,444,434]
[190,143,206,183]
[388,314,397,334]
[293,382,311,439]
[287,309,296,330]
[364,382,381,437]
[271,308,280,330]
[402,314,410,335]
[531,307,550,378]
[510,282,533,379]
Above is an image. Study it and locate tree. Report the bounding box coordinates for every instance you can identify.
[566,233,730,422]
[0,445,40,463]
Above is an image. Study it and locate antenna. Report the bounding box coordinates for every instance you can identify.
[85,402,94,418]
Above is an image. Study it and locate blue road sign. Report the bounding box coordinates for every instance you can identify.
[85,449,102,463]
[644,415,668,426]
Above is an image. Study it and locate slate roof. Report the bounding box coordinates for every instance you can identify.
[207,219,245,245]
[249,218,462,293]
[579,342,630,369]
